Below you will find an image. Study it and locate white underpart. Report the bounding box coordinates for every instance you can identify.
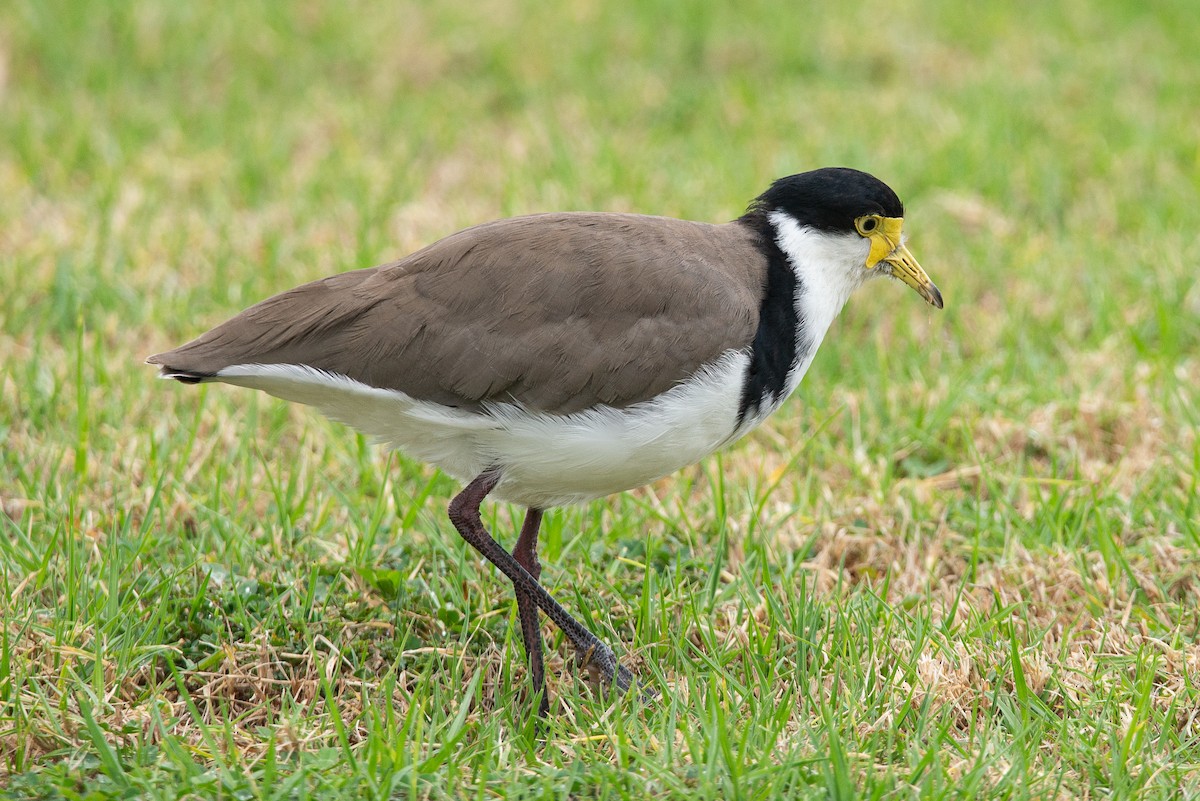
[217,352,750,508]
[214,212,875,508]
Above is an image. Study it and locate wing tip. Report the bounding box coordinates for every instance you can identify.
[146,353,214,384]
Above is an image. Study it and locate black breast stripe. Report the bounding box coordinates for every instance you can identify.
[737,216,806,424]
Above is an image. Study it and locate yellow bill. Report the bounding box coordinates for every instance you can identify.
[865,217,943,309]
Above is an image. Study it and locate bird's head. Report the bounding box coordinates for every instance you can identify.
[748,167,944,309]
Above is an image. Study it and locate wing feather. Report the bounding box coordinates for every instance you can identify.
[148,213,767,414]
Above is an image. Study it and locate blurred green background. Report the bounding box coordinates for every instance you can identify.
[2,1,1198,798]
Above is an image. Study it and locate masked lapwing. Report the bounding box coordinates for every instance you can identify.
[148,167,943,716]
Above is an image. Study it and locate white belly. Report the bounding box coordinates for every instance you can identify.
[215,349,764,508]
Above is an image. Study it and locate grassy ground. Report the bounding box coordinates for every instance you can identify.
[2,0,1199,797]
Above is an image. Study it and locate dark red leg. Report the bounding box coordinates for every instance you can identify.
[513,508,548,716]
[447,472,635,711]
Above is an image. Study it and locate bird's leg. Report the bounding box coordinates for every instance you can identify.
[513,507,548,716]
[447,473,635,702]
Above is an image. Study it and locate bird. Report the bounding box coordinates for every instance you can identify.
[147,167,942,716]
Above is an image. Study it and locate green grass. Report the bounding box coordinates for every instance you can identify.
[3,0,1199,797]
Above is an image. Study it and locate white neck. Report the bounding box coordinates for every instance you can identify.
[768,210,874,400]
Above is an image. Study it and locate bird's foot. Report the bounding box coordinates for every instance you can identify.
[576,643,658,706]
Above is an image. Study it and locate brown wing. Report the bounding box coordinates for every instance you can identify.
[148,213,767,414]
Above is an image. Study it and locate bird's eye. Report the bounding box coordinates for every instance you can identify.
[855,215,880,236]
